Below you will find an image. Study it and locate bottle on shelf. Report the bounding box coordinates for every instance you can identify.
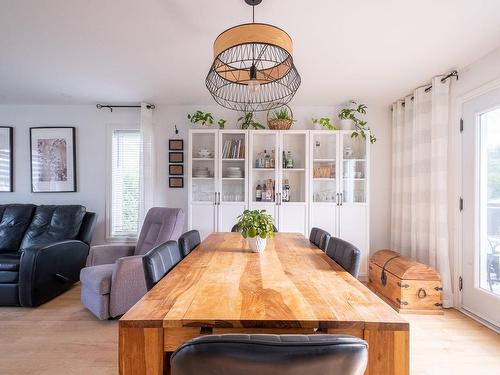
[282,179,290,202]
[264,150,270,168]
[256,181,262,201]
[286,151,294,169]
[272,179,275,202]
[261,182,267,201]
[270,150,275,168]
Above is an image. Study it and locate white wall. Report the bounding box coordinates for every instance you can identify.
[153,103,392,252]
[0,105,140,244]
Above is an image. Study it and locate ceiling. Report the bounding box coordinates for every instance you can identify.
[1,0,500,106]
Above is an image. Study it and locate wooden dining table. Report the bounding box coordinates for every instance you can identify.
[119,233,409,375]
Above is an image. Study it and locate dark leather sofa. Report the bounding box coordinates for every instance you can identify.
[0,204,97,307]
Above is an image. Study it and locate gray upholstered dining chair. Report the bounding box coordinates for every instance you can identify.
[325,237,361,278]
[310,227,331,251]
[170,334,368,375]
[178,230,201,257]
[142,241,182,290]
[80,207,184,319]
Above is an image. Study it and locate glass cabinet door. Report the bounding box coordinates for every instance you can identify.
[341,133,367,204]
[281,132,307,203]
[219,131,246,204]
[191,131,217,203]
[311,132,338,203]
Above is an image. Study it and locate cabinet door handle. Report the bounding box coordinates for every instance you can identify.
[218,192,221,205]
[336,193,340,206]
[339,192,343,206]
[279,193,282,205]
[214,192,217,205]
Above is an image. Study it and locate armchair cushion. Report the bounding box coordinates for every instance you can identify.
[0,204,36,253]
[86,244,136,267]
[0,253,21,272]
[20,205,86,250]
[135,207,184,255]
[80,264,113,294]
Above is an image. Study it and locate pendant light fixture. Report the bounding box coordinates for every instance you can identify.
[205,0,301,112]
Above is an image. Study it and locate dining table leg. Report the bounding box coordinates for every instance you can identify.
[119,326,164,375]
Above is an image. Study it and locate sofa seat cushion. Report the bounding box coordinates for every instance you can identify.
[0,271,18,283]
[0,253,21,272]
[80,264,114,295]
[20,205,86,250]
[0,204,36,253]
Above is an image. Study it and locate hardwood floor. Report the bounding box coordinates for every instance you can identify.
[0,285,498,375]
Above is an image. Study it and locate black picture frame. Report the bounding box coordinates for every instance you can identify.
[30,126,77,193]
[169,139,184,151]
[169,177,184,188]
[169,151,184,163]
[169,164,184,176]
[0,126,13,192]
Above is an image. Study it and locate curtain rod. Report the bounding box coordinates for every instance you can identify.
[400,70,458,107]
[96,104,155,112]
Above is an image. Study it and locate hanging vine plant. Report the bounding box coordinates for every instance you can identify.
[338,102,376,143]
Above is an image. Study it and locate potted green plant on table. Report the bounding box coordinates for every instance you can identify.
[338,101,376,143]
[235,209,275,252]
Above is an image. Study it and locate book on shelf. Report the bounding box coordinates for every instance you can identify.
[222,139,245,159]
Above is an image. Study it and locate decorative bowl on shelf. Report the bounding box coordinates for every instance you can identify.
[197,149,212,158]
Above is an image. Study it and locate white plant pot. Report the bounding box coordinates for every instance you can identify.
[248,236,267,253]
[340,119,355,130]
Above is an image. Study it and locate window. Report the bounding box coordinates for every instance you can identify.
[109,128,141,239]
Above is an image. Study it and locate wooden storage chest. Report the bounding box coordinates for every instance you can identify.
[369,250,443,314]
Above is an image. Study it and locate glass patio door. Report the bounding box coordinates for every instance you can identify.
[462,87,500,329]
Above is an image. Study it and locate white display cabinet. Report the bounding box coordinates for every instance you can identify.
[248,130,309,235]
[188,129,369,276]
[309,130,370,277]
[188,129,248,239]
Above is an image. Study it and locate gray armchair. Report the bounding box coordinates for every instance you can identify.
[80,207,185,320]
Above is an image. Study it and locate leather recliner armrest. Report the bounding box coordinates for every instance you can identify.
[18,240,89,307]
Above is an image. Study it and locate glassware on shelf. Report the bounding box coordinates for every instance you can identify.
[344,146,353,158]
[264,150,270,168]
[285,151,294,168]
[270,150,275,168]
[282,179,290,202]
[256,181,262,201]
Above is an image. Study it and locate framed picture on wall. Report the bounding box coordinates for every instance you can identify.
[30,127,77,193]
[169,177,184,188]
[169,139,184,151]
[169,164,184,176]
[0,126,13,192]
[169,151,184,163]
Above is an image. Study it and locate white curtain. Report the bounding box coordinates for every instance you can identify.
[391,77,453,307]
[139,103,155,226]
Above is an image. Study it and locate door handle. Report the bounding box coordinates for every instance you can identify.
[336,193,340,206]
[339,192,343,206]
[218,192,221,205]
[279,192,282,205]
[214,192,217,205]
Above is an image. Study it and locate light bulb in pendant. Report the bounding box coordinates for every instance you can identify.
[248,65,260,94]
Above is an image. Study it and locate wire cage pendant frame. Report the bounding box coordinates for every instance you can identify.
[206,21,301,112]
